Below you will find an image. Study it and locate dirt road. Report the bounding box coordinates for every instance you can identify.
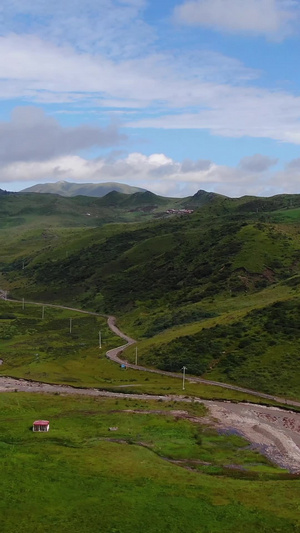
[0,375,299,472]
[106,317,300,408]
[206,401,300,473]
[1,294,300,471]
[1,293,300,408]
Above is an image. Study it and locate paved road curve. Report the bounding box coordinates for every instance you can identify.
[1,291,300,408]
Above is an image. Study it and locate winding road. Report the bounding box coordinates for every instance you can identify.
[0,292,300,472]
[1,290,300,408]
[106,316,300,408]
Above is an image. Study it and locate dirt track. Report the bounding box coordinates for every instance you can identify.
[0,375,299,472]
[205,401,300,473]
[106,317,300,408]
[0,294,300,472]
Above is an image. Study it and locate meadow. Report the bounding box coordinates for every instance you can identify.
[0,392,299,533]
[1,191,300,532]
[0,299,297,409]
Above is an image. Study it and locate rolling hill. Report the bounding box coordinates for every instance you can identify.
[1,189,300,400]
[21,180,147,197]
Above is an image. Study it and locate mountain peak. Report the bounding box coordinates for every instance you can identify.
[20,181,146,198]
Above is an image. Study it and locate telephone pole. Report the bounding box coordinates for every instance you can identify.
[182,366,187,391]
[70,318,72,334]
[135,346,138,365]
[42,306,45,319]
[99,330,102,349]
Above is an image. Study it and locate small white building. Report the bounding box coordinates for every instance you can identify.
[33,420,50,432]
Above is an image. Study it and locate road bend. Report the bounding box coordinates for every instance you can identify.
[1,291,300,408]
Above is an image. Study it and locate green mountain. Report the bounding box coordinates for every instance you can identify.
[21,180,147,197]
[0,190,181,230]
[1,189,300,400]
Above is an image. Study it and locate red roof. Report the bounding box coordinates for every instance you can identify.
[33,420,49,425]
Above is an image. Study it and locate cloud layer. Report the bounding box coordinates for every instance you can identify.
[0,0,299,199]
[0,35,299,146]
[0,149,297,199]
[0,108,294,198]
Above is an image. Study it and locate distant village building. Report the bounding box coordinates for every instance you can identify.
[166,209,194,215]
[33,420,50,432]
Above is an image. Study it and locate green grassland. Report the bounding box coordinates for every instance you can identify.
[126,295,300,400]
[0,393,299,533]
[0,300,284,405]
[1,191,300,401]
[1,191,300,532]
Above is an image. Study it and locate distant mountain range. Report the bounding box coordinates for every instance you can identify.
[21,181,147,198]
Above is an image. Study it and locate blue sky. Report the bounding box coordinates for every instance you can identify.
[0,0,300,197]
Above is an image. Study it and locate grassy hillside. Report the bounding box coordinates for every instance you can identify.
[21,180,147,197]
[0,300,279,403]
[0,189,193,232]
[1,393,299,533]
[1,190,300,399]
[133,298,300,399]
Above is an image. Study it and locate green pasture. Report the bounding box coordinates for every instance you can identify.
[0,393,299,533]
[0,300,295,406]
[125,295,300,401]
[0,299,118,384]
[1,192,300,405]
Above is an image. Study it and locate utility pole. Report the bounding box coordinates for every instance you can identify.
[182,366,187,391]
[99,330,102,349]
[70,318,72,334]
[42,306,45,319]
[22,298,25,310]
[135,346,138,365]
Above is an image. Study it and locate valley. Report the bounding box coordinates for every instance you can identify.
[0,189,300,532]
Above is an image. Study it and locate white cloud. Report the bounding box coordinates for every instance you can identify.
[271,165,300,193]
[127,84,300,145]
[174,0,298,38]
[0,151,293,198]
[0,34,299,147]
[0,0,153,58]
[0,34,259,107]
[0,29,298,148]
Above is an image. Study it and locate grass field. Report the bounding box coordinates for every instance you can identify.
[0,392,299,533]
[2,193,300,403]
[1,192,300,532]
[0,299,297,407]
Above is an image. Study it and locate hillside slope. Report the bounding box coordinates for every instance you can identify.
[1,191,300,399]
[21,180,147,197]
